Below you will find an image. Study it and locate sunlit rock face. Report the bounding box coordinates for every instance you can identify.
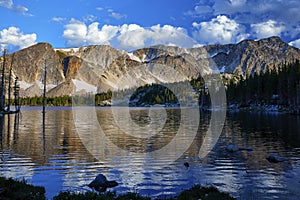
[204,36,300,77]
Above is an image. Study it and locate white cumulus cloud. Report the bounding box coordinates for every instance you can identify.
[63,20,119,47]
[63,19,87,47]
[62,20,197,50]
[289,39,300,49]
[192,15,249,44]
[187,0,300,42]
[251,20,285,39]
[116,24,147,49]
[86,23,119,45]
[0,26,37,51]
[116,24,195,50]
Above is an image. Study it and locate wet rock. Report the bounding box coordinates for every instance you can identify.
[266,154,287,163]
[88,174,118,192]
[184,162,189,168]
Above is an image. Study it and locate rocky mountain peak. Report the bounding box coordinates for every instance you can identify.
[7,42,64,84]
[1,36,299,97]
[258,36,284,44]
[209,36,300,77]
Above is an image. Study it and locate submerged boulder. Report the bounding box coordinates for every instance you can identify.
[266,154,287,163]
[184,162,189,168]
[88,174,118,192]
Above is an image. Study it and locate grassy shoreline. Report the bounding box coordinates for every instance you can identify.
[0,176,235,200]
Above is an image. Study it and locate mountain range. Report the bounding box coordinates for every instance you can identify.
[1,36,300,97]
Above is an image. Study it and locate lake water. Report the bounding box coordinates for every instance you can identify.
[1,106,300,199]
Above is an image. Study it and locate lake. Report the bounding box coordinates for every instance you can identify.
[1,106,300,199]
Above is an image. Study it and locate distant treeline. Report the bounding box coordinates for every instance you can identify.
[13,60,300,110]
[18,92,112,106]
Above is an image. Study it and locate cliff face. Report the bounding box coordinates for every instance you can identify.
[204,36,300,77]
[63,56,82,80]
[1,36,300,97]
[8,43,64,84]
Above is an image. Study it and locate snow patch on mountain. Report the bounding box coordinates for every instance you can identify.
[19,80,57,90]
[19,80,33,90]
[35,81,56,90]
[55,47,88,57]
[212,66,226,73]
[55,48,80,52]
[72,79,97,93]
[127,52,142,62]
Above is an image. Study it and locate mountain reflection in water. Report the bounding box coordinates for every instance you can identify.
[0,107,300,199]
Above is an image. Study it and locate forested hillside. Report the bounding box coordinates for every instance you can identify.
[226,60,300,112]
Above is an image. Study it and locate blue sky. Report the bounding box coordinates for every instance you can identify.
[1,0,300,52]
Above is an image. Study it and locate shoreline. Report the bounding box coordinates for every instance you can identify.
[0,176,235,200]
[17,104,299,115]
[227,103,298,114]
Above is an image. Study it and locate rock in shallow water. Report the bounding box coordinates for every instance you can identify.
[266,154,287,163]
[184,162,189,168]
[88,174,118,192]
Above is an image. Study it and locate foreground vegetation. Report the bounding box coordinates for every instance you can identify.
[0,176,235,200]
[0,177,45,200]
